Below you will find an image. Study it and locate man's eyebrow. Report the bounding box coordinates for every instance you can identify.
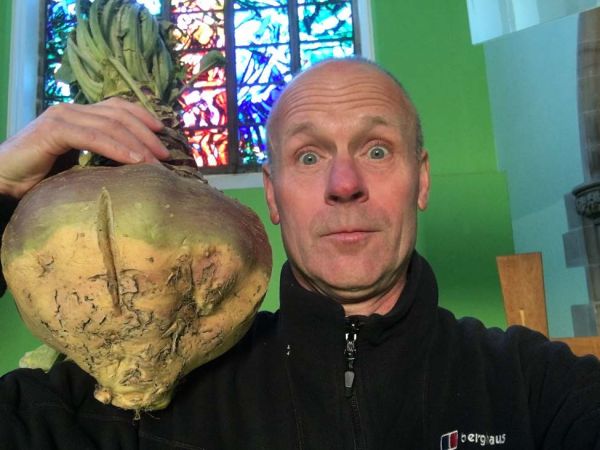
[359,115,393,128]
[284,121,317,138]
[347,115,401,150]
[360,114,410,132]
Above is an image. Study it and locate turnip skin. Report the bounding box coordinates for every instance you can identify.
[2,163,272,411]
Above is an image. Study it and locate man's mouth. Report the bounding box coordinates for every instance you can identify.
[322,230,376,243]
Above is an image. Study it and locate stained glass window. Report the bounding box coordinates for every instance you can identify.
[42,1,77,107]
[41,0,360,173]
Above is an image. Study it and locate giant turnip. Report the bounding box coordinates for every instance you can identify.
[1,0,272,412]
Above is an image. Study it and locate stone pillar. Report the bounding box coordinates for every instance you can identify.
[566,8,600,334]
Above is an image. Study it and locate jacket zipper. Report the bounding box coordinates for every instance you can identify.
[344,318,365,450]
[344,320,359,397]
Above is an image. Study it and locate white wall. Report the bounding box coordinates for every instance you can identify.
[484,14,589,337]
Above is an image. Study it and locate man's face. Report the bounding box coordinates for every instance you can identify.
[263,61,430,305]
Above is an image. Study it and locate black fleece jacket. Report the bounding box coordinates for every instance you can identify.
[1,253,600,449]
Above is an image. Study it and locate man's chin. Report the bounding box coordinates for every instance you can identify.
[314,278,384,303]
[290,262,402,303]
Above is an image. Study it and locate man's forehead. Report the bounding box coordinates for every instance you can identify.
[266,58,422,159]
[291,58,387,82]
[283,114,401,138]
[272,63,410,121]
[283,60,401,97]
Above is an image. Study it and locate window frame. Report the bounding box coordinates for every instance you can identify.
[7,0,374,189]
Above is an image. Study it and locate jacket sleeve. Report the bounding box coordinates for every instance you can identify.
[515,327,600,449]
[0,194,19,296]
[0,363,138,449]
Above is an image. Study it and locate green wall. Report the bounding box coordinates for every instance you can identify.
[0,0,25,375]
[0,0,514,375]
[371,0,514,323]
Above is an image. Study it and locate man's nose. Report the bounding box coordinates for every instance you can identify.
[325,156,368,204]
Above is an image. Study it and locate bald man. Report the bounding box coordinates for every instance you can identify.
[1,58,599,449]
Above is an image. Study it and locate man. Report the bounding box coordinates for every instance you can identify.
[0,58,599,449]
[263,58,429,317]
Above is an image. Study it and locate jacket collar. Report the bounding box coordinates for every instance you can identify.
[278,251,439,346]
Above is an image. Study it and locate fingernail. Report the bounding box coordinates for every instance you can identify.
[129,151,144,163]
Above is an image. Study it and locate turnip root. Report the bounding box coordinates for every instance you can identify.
[1,163,271,411]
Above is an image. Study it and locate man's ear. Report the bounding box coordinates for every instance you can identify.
[417,150,430,211]
[262,164,280,225]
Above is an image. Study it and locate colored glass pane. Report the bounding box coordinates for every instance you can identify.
[234,7,289,46]
[187,128,229,167]
[238,124,268,165]
[297,0,346,3]
[236,45,291,86]
[300,39,354,67]
[237,83,285,124]
[180,51,226,86]
[172,11,225,51]
[43,0,77,109]
[171,0,224,13]
[299,2,353,42]
[137,0,162,15]
[171,4,227,168]
[234,0,287,8]
[179,87,227,128]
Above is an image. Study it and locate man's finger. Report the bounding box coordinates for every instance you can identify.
[86,102,170,161]
[42,102,169,162]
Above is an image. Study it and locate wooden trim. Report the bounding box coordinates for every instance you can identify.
[497,252,549,337]
[497,252,600,359]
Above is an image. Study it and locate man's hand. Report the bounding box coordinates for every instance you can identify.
[0,97,170,199]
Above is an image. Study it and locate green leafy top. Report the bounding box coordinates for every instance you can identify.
[57,0,225,167]
[58,0,225,116]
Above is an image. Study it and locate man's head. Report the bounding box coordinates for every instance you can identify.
[263,58,430,315]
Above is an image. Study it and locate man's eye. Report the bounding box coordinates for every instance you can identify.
[368,146,389,160]
[299,152,319,165]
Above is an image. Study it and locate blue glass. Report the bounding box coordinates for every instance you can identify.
[48,0,75,14]
[300,39,354,67]
[237,83,285,124]
[298,0,345,3]
[234,0,287,8]
[238,124,268,165]
[234,7,290,46]
[299,2,353,42]
[137,0,162,15]
[236,45,291,85]
[43,0,77,109]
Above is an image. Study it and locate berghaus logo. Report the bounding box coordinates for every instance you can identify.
[440,431,458,450]
[441,430,507,449]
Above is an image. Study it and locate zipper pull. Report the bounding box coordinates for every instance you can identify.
[344,320,360,397]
